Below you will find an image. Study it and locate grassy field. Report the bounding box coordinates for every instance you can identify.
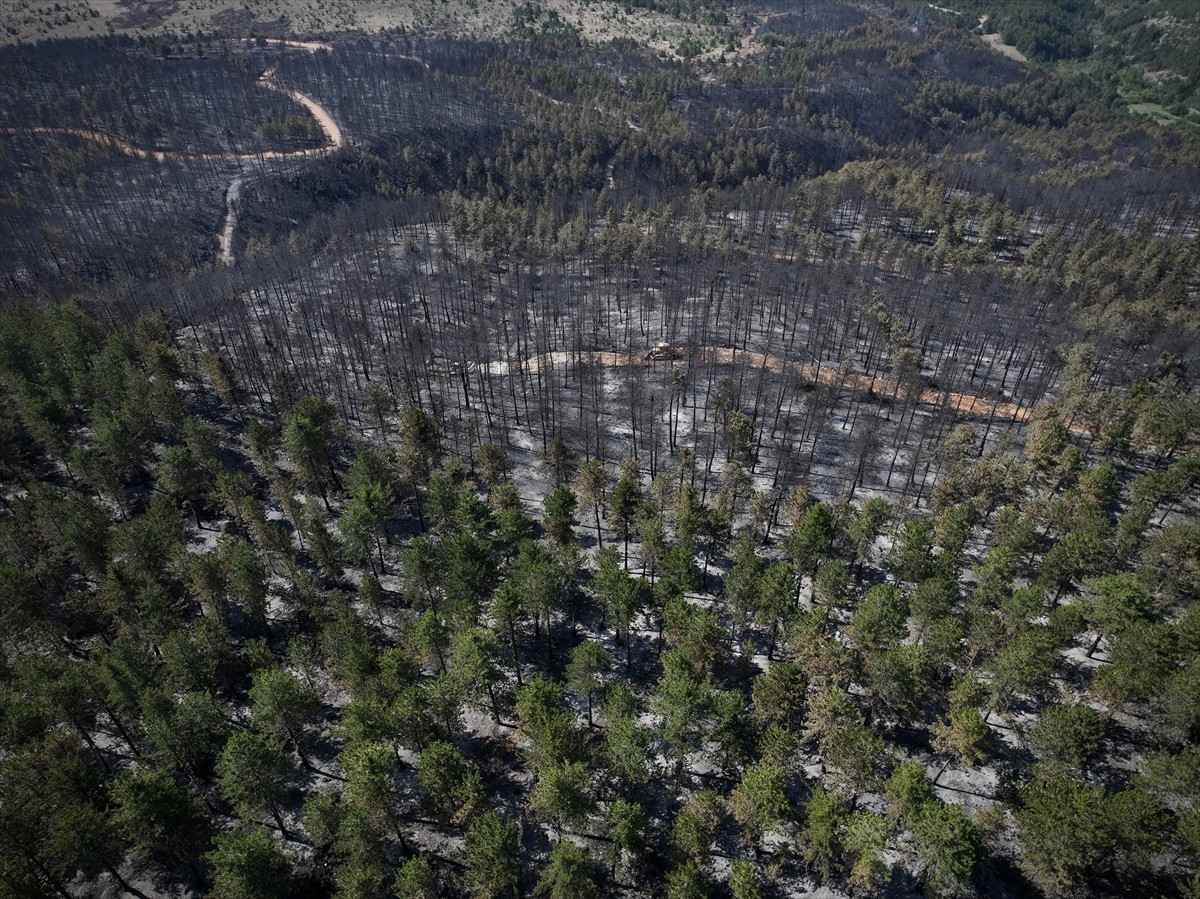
[1127,100,1200,133]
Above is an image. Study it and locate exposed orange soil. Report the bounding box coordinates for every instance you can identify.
[501,346,1030,423]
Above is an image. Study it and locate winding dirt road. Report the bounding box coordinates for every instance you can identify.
[6,40,343,163]
[4,39,346,265]
[9,42,1037,426]
[487,346,1031,423]
[255,40,344,153]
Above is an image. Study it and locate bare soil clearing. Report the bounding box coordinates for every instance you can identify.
[978,15,1027,63]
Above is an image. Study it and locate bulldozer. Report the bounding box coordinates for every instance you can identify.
[647,342,679,361]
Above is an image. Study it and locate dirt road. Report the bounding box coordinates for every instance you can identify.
[5,40,344,162]
[218,174,245,265]
[4,39,347,265]
[488,346,1031,423]
[255,41,344,152]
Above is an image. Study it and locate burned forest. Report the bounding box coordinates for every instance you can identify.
[0,2,1198,898]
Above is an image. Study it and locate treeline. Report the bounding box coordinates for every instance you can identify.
[0,299,1197,898]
